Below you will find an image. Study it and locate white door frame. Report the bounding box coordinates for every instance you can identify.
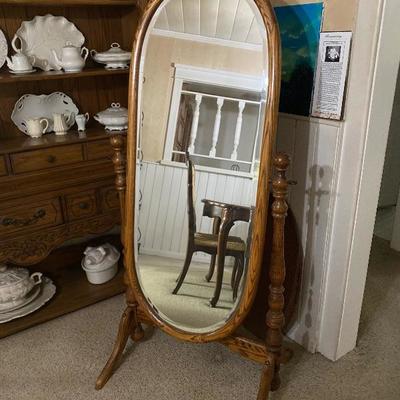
[317,0,400,360]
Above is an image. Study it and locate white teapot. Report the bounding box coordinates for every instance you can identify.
[52,42,89,73]
[6,53,35,72]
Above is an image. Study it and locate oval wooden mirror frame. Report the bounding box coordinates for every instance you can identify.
[123,0,281,343]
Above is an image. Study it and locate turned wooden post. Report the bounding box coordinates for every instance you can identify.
[109,132,143,334]
[257,152,290,400]
[109,133,127,227]
[96,133,144,391]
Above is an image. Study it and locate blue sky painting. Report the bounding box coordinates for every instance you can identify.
[274,3,324,116]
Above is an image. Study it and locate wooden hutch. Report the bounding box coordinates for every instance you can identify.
[0,0,140,337]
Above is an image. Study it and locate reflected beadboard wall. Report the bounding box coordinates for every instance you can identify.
[139,162,256,262]
[276,113,342,352]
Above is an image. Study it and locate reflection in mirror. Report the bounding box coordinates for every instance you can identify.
[136,0,267,331]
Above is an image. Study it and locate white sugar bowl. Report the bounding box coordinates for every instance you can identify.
[82,244,120,284]
[0,265,42,311]
[94,103,128,131]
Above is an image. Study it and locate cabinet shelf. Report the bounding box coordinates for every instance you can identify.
[0,67,129,84]
[0,235,125,339]
[0,127,116,155]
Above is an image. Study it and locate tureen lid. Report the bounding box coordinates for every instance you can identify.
[96,103,128,118]
[0,265,29,288]
[91,43,131,61]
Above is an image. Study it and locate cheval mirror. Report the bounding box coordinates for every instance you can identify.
[97,0,292,398]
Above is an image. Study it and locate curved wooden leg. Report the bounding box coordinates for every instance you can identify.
[257,355,275,400]
[173,248,194,294]
[205,254,216,282]
[130,307,145,342]
[96,306,135,390]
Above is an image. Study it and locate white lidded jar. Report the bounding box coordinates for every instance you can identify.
[81,244,120,284]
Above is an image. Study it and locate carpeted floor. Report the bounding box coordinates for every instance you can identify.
[1,237,399,400]
[139,255,236,330]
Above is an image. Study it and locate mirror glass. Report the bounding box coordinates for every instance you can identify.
[136,0,267,332]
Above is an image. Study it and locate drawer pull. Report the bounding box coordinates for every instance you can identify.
[79,202,89,210]
[47,155,56,163]
[1,209,46,227]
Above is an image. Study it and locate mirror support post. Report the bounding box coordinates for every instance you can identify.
[109,133,127,225]
[257,153,290,399]
[95,133,144,391]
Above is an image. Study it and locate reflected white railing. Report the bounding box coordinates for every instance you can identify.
[173,90,262,173]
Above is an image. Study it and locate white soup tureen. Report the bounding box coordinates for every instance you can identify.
[0,265,42,311]
[90,43,131,69]
[94,103,128,131]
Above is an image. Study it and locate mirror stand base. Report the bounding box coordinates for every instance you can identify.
[96,151,292,400]
[95,296,143,391]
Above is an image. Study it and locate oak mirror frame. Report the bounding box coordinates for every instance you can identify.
[124,0,281,342]
[96,1,289,397]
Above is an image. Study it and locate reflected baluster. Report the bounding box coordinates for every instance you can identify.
[209,97,224,157]
[231,101,246,161]
[188,94,202,154]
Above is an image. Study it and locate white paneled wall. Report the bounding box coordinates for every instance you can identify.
[138,162,256,262]
[276,113,342,352]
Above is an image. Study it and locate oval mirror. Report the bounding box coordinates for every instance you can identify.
[126,0,280,338]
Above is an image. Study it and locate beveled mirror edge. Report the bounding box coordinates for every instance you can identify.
[123,0,282,343]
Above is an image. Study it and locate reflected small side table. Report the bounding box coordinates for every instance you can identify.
[201,199,252,307]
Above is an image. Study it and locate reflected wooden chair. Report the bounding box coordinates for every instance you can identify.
[172,156,246,305]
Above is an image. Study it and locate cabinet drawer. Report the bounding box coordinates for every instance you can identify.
[100,186,120,212]
[0,156,7,176]
[0,197,63,236]
[87,139,112,161]
[11,144,84,174]
[65,190,97,221]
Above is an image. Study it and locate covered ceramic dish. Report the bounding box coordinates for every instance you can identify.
[90,42,131,69]
[0,265,42,311]
[81,243,120,284]
[94,103,128,131]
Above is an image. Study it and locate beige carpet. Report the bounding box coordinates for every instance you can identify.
[1,237,399,400]
[139,255,235,330]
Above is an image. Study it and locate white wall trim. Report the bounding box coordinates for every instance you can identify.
[173,63,265,92]
[317,0,400,360]
[151,28,263,53]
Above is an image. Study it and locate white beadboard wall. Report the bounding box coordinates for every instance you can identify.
[276,113,342,352]
[138,162,256,262]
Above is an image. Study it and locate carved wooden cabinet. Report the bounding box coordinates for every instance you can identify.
[0,130,127,337]
[0,0,139,337]
[0,129,121,265]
